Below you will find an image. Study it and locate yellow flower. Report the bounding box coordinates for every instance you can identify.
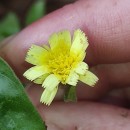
[23,29,98,105]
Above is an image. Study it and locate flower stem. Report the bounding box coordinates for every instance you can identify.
[64,85,77,102]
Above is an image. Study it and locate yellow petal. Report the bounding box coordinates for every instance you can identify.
[49,30,71,50]
[66,71,79,86]
[23,66,48,81]
[75,62,88,75]
[34,73,50,84]
[40,87,58,105]
[79,71,99,87]
[42,74,60,91]
[78,51,86,62]
[26,44,48,65]
[70,29,88,55]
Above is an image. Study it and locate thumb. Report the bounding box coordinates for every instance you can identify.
[39,102,130,130]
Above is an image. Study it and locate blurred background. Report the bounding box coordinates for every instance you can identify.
[0,0,76,41]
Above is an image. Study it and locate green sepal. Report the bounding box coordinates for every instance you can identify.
[64,85,77,102]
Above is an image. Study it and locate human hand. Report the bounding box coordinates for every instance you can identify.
[0,0,130,129]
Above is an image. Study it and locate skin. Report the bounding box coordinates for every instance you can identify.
[0,0,130,129]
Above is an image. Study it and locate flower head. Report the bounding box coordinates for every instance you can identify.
[23,29,98,105]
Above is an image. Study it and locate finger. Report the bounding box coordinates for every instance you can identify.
[0,0,130,76]
[72,62,130,101]
[38,102,130,130]
[27,63,130,106]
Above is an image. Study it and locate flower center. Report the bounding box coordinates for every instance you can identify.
[47,47,77,83]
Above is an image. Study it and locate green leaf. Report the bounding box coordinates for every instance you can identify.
[0,12,20,41]
[0,58,46,130]
[64,85,77,102]
[25,0,46,25]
